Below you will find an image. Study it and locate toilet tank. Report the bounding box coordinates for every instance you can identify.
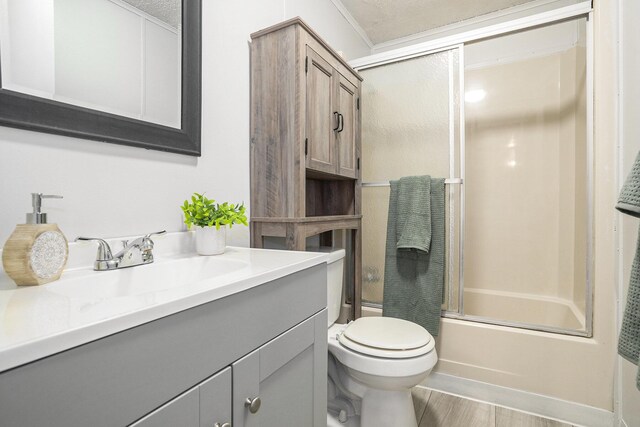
[309,247,345,327]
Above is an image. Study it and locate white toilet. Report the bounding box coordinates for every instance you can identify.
[324,248,438,427]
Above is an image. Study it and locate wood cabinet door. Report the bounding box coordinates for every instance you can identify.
[232,311,327,427]
[336,74,359,179]
[305,47,337,175]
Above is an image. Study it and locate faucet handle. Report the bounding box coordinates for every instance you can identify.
[75,237,113,261]
[144,230,167,240]
[138,231,165,254]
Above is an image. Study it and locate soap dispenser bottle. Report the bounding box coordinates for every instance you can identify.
[2,193,69,286]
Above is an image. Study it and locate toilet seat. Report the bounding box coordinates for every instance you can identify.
[328,322,438,384]
[338,317,434,359]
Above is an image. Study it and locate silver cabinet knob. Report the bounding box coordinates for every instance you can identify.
[214,423,231,427]
[244,396,261,414]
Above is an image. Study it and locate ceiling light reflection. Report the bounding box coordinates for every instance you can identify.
[465,89,486,103]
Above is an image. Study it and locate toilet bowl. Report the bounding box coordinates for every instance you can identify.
[320,248,438,427]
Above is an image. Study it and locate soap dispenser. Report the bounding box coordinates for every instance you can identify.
[2,193,69,286]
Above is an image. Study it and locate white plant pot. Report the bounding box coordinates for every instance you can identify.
[195,226,226,255]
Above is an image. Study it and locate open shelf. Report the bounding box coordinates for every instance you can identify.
[306,178,356,217]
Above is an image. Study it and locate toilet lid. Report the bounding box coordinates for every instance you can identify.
[339,317,433,359]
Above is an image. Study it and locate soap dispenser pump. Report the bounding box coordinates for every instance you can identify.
[2,193,69,286]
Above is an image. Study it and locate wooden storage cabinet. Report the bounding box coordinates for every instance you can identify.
[250,17,363,318]
[250,17,363,219]
[306,47,336,176]
[0,266,328,427]
[305,46,359,179]
[336,74,359,179]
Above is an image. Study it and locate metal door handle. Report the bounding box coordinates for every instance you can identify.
[338,113,344,133]
[245,396,261,414]
[214,423,231,427]
[333,111,340,131]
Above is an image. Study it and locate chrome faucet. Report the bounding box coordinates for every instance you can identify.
[76,231,166,271]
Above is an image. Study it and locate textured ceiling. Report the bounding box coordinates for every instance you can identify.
[340,0,540,44]
[121,0,181,29]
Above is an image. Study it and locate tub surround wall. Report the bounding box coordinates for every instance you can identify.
[464,33,588,326]
[0,1,370,248]
[618,0,640,424]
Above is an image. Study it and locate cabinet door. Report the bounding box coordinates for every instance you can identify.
[130,387,199,427]
[336,74,359,179]
[200,367,232,427]
[305,47,337,175]
[233,310,327,427]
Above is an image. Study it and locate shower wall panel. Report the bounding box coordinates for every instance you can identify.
[463,19,589,331]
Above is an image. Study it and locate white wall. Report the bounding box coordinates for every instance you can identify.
[618,0,640,424]
[0,1,370,247]
[0,0,55,97]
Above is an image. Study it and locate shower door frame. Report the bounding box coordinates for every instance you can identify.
[354,2,594,337]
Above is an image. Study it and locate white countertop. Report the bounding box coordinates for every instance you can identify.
[0,232,329,372]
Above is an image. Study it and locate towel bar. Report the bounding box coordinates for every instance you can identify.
[361,178,463,187]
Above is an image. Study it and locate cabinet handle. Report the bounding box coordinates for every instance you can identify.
[338,113,344,133]
[333,111,340,131]
[245,396,261,414]
[214,423,231,427]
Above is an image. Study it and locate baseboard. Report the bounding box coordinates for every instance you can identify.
[422,372,614,427]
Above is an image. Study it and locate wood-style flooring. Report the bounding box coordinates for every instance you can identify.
[412,388,578,427]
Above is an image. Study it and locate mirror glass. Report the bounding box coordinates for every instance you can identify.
[0,0,182,129]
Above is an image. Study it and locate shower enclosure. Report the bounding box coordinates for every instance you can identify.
[358,14,592,336]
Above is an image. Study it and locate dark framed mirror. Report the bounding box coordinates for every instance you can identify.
[0,0,201,156]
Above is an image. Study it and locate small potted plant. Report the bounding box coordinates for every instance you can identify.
[181,193,248,255]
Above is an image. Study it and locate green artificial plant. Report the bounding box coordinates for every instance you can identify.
[181,193,248,230]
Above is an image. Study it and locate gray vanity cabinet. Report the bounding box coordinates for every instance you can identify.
[133,313,328,427]
[200,367,233,427]
[131,386,200,427]
[233,314,327,426]
[132,367,232,427]
[0,264,328,427]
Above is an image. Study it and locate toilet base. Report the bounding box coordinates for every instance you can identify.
[327,411,360,427]
[327,389,418,427]
[360,389,418,427]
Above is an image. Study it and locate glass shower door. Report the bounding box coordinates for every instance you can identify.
[359,48,462,312]
[461,17,591,335]
[357,15,592,337]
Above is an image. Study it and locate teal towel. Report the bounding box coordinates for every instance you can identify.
[617,151,640,390]
[396,176,432,253]
[617,152,640,218]
[383,176,445,337]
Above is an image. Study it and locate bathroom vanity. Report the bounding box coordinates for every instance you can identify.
[0,244,329,427]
